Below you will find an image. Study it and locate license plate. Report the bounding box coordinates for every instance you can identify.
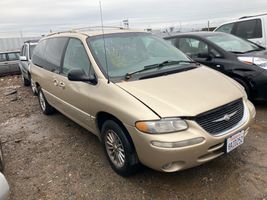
[226,130,245,153]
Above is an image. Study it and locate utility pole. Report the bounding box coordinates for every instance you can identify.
[208,20,210,31]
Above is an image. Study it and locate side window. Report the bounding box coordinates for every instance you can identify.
[177,38,221,58]
[32,40,48,68]
[21,45,25,56]
[23,45,27,57]
[234,19,262,39]
[29,45,36,59]
[44,38,69,73]
[25,45,29,59]
[0,54,7,62]
[177,38,208,56]
[62,38,92,76]
[164,39,173,45]
[215,23,234,34]
[7,53,19,61]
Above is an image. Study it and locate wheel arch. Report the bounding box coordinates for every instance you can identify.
[229,73,254,99]
[96,112,135,145]
[35,81,40,89]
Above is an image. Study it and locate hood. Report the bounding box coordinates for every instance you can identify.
[237,50,267,58]
[116,66,244,118]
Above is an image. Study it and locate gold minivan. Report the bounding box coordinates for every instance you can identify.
[30,29,256,176]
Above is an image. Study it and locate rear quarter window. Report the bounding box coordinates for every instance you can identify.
[7,53,19,61]
[32,40,48,68]
[234,19,262,39]
[0,54,7,62]
[44,38,69,72]
[32,38,69,72]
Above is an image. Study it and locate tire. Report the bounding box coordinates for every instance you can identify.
[101,120,140,176]
[22,73,30,86]
[38,88,55,115]
[234,78,252,100]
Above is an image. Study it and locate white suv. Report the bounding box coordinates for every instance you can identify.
[214,14,267,48]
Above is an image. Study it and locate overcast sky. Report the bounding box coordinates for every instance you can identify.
[0,0,266,37]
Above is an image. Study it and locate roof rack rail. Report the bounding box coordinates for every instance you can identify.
[73,26,125,31]
[46,26,126,37]
[239,13,267,19]
[24,39,39,43]
[46,30,79,37]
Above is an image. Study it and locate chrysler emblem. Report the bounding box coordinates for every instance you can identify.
[212,111,237,123]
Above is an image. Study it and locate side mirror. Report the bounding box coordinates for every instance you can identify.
[19,56,27,61]
[67,69,97,84]
[197,53,212,61]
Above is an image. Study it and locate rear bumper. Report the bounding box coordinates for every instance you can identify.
[125,100,255,172]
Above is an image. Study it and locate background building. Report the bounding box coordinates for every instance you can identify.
[0,37,40,52]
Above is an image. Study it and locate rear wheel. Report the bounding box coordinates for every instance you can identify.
[101,120,140,176]
[31,77,38,95]
[38,88,55,115]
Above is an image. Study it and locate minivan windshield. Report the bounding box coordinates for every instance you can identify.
[204,33,261,53]
[88,33,193,79]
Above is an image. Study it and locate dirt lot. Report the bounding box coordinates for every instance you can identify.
[0,75,266,200]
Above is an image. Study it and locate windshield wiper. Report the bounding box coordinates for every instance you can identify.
[243,48,264,53]
[230,47,264,54]
[125,60,197,80]
[229,51,245,54]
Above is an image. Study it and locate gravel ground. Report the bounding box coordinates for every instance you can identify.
[0,75,266,200]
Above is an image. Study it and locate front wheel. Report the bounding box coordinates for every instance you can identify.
[101,120,140,176]
[38,88,55,115]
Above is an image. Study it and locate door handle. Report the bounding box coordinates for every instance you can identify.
[59,82,65,89]
[53,79,59,86]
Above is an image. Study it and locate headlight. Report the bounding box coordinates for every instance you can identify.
[135,118,188,134]
[238,56,267,69]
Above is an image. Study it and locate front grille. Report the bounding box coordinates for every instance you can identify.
[195,99,244,135]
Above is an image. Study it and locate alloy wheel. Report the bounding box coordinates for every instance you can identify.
[31,78,37,93]
[39,91,46,111]
[105,130,126,168]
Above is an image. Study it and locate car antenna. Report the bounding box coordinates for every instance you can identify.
[99,1,110,84]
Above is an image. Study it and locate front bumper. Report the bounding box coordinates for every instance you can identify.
[125,100,256,172]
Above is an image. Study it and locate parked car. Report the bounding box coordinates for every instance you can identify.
[0,140,9,200]
[19,40,38,92]
[0,51,20,77]
[165,32,267,101]
[30,29,255,176]
[214,13,267,48]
